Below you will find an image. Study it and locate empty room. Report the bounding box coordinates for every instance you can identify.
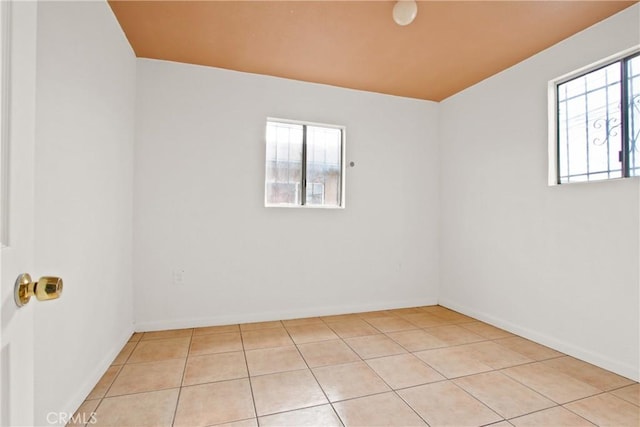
[1,1,639,426]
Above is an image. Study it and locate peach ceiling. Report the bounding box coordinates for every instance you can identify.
[108,1,637,101]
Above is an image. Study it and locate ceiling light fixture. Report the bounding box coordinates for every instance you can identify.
[393,0,418,26]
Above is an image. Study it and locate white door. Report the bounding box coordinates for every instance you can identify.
[1,1,39,426]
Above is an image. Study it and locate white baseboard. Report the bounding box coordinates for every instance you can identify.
[60,325,134,425]
[134,297,439,332]
[439,298,639,382]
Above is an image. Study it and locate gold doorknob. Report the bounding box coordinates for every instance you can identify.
[14,273,63,307]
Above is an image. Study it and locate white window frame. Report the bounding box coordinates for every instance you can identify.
[264,117,346,209]
[548,46,640,186]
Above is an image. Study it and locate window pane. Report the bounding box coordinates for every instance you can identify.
[558,62,622,183]
[265,121,303,205]
[628,55,640,177]
[306,126,342,207]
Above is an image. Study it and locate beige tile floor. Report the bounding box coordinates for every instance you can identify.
[71,306,639,427]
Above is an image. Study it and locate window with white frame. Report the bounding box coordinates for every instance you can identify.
[265,119,344,208]
[552,49,640,184]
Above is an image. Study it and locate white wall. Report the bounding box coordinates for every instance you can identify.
[134,60,440,330]
[439,5,640,380]
[33,1,136,424]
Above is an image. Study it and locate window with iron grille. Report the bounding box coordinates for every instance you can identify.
[265,119,345,208]
[554,50,640,184]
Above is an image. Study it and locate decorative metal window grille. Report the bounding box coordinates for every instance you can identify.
[265,119,344,207]
[556,51,640,183]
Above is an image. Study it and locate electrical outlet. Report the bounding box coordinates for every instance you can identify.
[172,269,185,286]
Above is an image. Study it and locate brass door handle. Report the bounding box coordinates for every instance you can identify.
[14,273,63,307]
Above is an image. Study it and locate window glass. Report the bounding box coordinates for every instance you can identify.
[306,126,342,207]
[265,121,303,205]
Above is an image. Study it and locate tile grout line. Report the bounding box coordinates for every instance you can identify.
[99,334,143,398]
[84,333,143,427]
[332,310,464,426]
[170,328,194,427]
[554,393,613,426]
[492,364,633,427]
[253,402,342,423]
[505,403,593,425]
[497,363,607,407]
[239,327,260,427]
[605,382,640,399]
[326,324,432,426]
[445,377,506,422]
[83,387,182,400]
[279,324,344,426]
[385,336,499,426]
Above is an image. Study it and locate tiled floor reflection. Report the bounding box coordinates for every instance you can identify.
[70,306,639,426]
